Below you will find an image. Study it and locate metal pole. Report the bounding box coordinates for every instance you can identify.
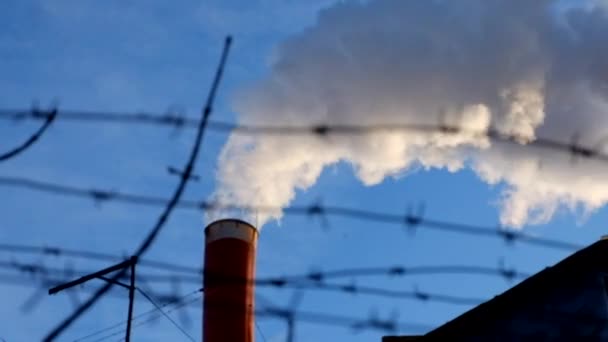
[126,256,137,342]
[286,317,294,342]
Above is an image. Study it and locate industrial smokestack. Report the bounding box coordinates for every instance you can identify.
[203,219,258,342]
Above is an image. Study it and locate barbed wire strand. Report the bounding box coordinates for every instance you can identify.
[1,109,607,164]
[0,257,526,326]
[0,175,584,252]
[0,108,57,162]
[256,308,433,334]
[285,282,484,305]
[0,256,533,286]
[42,35,233,341]
[0,243,201,274]
[70,290,608,342]
[0,263,491,308]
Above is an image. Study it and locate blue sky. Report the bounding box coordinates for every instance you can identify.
[1,1,606,341]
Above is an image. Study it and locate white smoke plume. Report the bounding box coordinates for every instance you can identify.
[213,0,608,228]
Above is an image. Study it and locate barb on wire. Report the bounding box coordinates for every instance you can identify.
[497,258,518,282]
[306,200,330,230]
[42,35,233,341]
[0,108,57,162]
[404,203,425,235]
[167,166,200,182]
[351,311,398,333]
[0,175,585,252]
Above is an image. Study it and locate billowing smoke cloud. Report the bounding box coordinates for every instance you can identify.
[213,0,608,228]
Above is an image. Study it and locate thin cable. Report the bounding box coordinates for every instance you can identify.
[135,288,195,342]
[94,296,202,342]
[254,320,268,342]
[72,289,201,342]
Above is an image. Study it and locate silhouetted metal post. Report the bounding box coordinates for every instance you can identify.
[126,256,137,342]
[287,317,295,342]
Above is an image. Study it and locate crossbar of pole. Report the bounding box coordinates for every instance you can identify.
[48,258,134,295]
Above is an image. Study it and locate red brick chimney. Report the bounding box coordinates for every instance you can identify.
[203,219,258,342]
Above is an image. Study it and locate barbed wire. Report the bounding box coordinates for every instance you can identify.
[78,285,608,342]
[0,256,495,341]
[0,243,202,274]
[42,35,233,341]
[0,175,584,252]
[33,279,608,342]
[1,108,607,164]
[4,246,599,340]
[256,307,432,335]
[268,281,485,306]
[1,36,600,342]
[77,288,434,342]
[0,255,527,327]
[0,108,57,162]
[67,287,429,341]
[0,258,506,306]
[0,245,533,282]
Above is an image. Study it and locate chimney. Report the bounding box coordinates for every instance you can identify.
[203,219,258,342]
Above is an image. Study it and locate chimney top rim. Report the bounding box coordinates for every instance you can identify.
[205,218,258,233]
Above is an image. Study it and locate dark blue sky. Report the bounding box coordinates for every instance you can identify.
[1,1,607,341]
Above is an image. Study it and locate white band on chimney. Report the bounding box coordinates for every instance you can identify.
[205,219,258,244]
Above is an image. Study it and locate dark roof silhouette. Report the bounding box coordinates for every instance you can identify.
[384,238,608,341]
